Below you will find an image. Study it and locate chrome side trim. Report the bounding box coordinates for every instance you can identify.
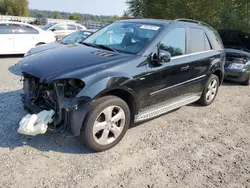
[134,95,201,123]
[171,50,213,60]
[150,75,206,96]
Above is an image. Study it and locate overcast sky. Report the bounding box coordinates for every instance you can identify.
[29,0,127,16]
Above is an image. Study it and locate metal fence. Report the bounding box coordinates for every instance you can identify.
[0,15,110,29]
[82,21,109,29]
[0,15,77,25]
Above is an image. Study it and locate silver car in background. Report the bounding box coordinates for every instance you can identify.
[41,22,87,40]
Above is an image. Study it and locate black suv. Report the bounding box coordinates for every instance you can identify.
[18,19,225,152]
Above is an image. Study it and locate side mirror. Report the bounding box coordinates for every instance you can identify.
[50,28,56,32]
[158,50,171,63]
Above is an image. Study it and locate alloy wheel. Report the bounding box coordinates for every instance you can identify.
[206,79,218,103]
[93,106,126,145]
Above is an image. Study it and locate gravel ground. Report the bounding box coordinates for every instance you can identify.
[0,56,250,188]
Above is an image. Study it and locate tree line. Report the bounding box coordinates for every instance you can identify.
[0,0,29,17]
[126,0,250,32]
[0,0,114,21]
[29,9,114,21]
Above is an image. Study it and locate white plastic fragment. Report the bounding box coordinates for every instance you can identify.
[18,110,55,136]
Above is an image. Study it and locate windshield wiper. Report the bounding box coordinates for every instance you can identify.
[80,42,99,48]
[80,42,116,52]
[97,45,117,52]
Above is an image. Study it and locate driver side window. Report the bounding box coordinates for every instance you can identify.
[160,28,186,57]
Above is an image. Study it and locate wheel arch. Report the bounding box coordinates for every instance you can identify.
[95,88,139,123]
[35,42,45,46]
[212,68,224,85]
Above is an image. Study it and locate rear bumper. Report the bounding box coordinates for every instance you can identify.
[224,68,250,83]
[21,93,89,137]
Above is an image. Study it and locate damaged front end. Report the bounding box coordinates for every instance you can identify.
[21,73,89,136]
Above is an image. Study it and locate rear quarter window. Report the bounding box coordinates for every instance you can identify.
[207,29,224,50]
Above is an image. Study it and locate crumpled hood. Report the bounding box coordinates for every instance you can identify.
[27,42,63,56]
[18,44,132,82]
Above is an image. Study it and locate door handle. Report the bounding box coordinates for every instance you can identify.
[181,65,189,71]
[8,37,12,40]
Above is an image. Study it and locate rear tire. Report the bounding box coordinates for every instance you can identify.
[77,96,130,152]
[198,74,219,106]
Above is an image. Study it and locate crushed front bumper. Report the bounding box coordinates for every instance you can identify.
[21,93,89,137]
[224,68,250,83]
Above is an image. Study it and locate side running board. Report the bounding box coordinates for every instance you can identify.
[134,95,201,123]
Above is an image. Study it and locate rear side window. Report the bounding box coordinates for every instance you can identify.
[13,24,39,34]
[0,24,12,34]
[67,24,77,30]
[189,28,207,53]
[52,24,65,31]
[160,28,186,57]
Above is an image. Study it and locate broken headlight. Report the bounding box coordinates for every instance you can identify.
[56,79,85,98]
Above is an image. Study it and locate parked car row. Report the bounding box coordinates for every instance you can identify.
[5,19,250,152]
[0,21,88,55]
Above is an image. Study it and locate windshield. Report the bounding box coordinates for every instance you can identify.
[41,23,56,31]
[84,22,161,54]
[60,30,92,44]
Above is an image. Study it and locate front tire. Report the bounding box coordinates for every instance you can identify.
[198,74,219,106]
[78,96,130,152]
[242,74,250,86]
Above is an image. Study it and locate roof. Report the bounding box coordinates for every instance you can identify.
[0,21,41,30]
[118,18,212,29]
[0,21,32,25]
[118,19,171,26]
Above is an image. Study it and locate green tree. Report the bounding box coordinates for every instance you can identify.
[69,14,82,21]
[126,0,250,32]
[0,0,28,16]
[53,11,61,19]
[121,11,130,19]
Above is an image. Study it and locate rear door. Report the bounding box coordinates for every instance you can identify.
[186,27,214,92]
[13,24,40,53]
[0,23,14,54]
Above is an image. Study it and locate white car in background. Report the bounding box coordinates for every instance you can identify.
[41,22,87,40]
[0,21,56,55]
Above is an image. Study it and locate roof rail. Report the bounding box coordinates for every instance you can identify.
[174,18,212,28]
